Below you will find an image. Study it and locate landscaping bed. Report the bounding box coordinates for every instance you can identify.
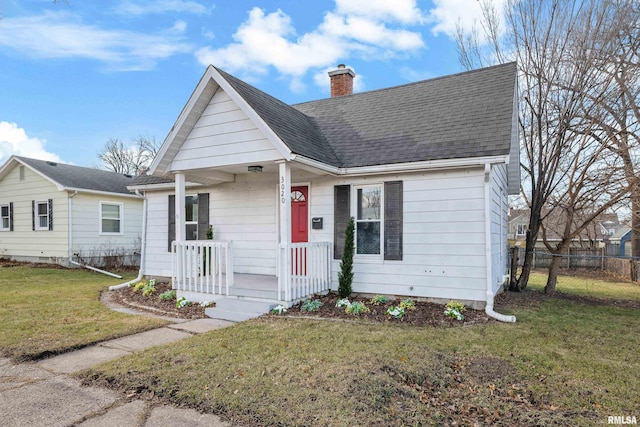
[278,292,491,327]
[108,281,209,320]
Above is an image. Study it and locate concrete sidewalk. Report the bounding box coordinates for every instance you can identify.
[0,318,236,427]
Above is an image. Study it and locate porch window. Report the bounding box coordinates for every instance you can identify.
[33,200,52,231]
[100,202,123,234]
[355,185,382,255]
[168,193,210,251]
[0,203,12,231]
[185,195,198,240]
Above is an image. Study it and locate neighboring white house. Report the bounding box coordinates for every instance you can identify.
[131,63,519,318]
[0,156,143,267]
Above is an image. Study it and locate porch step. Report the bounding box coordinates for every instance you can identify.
[229,286,279,300]
[205,297,278,322]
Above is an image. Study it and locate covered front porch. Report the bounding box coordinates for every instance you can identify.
[171,209,333,307]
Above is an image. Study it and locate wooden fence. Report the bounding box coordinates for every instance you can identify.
[512,247,640,282]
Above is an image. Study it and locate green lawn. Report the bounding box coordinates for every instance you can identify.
[0,265,168,362]
[527,270,640,301]
[80,274,640,426]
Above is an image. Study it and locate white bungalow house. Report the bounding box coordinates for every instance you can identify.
[0,156,143,268]
[131,63,519,320]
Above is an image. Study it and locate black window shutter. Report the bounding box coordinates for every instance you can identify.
[9,202,13,231]
[48,199,53,230]
[197,193,210,240]
[31,200,35,231]
[334,185,350,259]
[384,181,403,260]
[168,195,175,252]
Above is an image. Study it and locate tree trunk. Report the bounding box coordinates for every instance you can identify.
[631,193,640,257]
[544,252,564,295]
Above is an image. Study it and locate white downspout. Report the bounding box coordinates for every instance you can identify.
[109,190,147,290]
[484,163,516,323]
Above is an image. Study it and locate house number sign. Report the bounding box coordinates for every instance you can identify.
[280,176,286,204]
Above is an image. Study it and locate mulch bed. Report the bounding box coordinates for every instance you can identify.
[277,292,492,327]
[108,282,208,319]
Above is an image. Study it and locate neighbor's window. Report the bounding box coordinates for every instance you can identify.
[516,224,526,236]
[355,185,382,255]
[100,202,123,234]
[0,204,10,231]
[35,201,49,230]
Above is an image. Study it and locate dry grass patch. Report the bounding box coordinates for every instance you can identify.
[0,265,168,361]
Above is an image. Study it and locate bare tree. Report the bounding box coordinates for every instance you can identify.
[457,0,639,291]
[97,136,159,175]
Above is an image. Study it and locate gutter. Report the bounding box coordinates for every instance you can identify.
[67,189,123,279]
[483,163,516,323]
[109,189,147,290]
[291,154,510,177]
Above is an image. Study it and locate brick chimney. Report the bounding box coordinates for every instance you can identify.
[328,64,355,97]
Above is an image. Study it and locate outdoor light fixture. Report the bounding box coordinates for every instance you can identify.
[248,165,263,173]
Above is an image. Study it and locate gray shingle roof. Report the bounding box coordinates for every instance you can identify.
[17,157,136,195]
[221,62,517,168]
[131,174,174,186]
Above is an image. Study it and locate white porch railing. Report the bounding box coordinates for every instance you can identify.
[278,241,332,303]
[172,240,234,296]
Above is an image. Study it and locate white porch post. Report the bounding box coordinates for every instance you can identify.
[277,161,291,301]
[175,172,186,242]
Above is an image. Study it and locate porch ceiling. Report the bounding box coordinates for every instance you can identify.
[180,160,329,185]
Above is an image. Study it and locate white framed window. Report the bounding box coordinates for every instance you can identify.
[0,204,10,231]
[185,195,199,240]
[354,184,383,256]
[100,202,123,234]
[516,224,526,236]
[34,201,50,230]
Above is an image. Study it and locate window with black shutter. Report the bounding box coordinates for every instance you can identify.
[168,193,210,252]
[334,181,403,261]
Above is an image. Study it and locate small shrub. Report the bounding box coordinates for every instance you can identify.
[301,299,322,312]
[345,301,369,315]
[338,217,355,298]
[444,300,466,321]
[200,301,214,308]
[132,281,146,292]
[370,295,389,305]
[142,283,155,297]
[271,304,287,314]
[399,299,416,310]
[335,298,351,308]
[387,306,405,319]
[176,297,191,308]
[159,290,176,301]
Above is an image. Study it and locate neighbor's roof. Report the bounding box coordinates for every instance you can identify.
[5,156,137,195]
[220,62,517,168]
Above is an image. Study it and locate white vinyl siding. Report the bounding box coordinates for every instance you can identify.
[0,164,68,259]
[71,194,143,258]
[490,163,509,293]
[0,204,9,231]
[100,201,123,235]
[310,167,488,302]
[170,89,283,171]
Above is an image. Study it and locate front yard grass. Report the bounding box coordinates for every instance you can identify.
[528,270,640,301]
[80,274,640,426]
[0,265,168,361]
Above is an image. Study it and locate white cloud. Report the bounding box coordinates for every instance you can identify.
[0,122,63,165]
[427,0,507,39]
[114,0,211,16]
[334,0,425,24]
[0,11,193,71]
[195,3,426,91]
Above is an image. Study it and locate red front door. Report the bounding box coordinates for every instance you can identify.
[291,186,308,243]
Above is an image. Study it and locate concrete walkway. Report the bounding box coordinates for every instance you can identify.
[0,317,236,427]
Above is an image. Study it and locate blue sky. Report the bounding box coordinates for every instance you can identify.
[0,0,496,167]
